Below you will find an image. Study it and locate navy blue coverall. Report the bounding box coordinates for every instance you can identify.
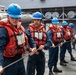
[47,30,60,69]
[26,29,50,75]
[60,29,73,62]
[0,27,36,75]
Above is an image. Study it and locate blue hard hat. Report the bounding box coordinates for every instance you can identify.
[7,3,21,18]
[62,21,68,26]
[52,17,59,24]
[32,12,42,19]
[69,23,74,29]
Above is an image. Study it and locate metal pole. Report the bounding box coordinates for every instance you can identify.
[62,7,64,21]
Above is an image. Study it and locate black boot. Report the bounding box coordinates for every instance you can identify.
[49,71,54,75]
[73,47,75,49]
[71,56,76,61]
[49,68,54,75]
[63,60,68,63]
[70,54,76,61]
[60,61,67,66]
[53,65,62,73]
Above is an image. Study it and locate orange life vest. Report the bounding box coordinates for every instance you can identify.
[49,25,63,43]
[29,23,46,47]
[0,20,28,57]
[63,26,73,40]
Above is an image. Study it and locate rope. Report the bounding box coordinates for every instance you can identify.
[3,40,72,69]
[50,40,71,48]
[3,57,24,69]
[29,48,39,56]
